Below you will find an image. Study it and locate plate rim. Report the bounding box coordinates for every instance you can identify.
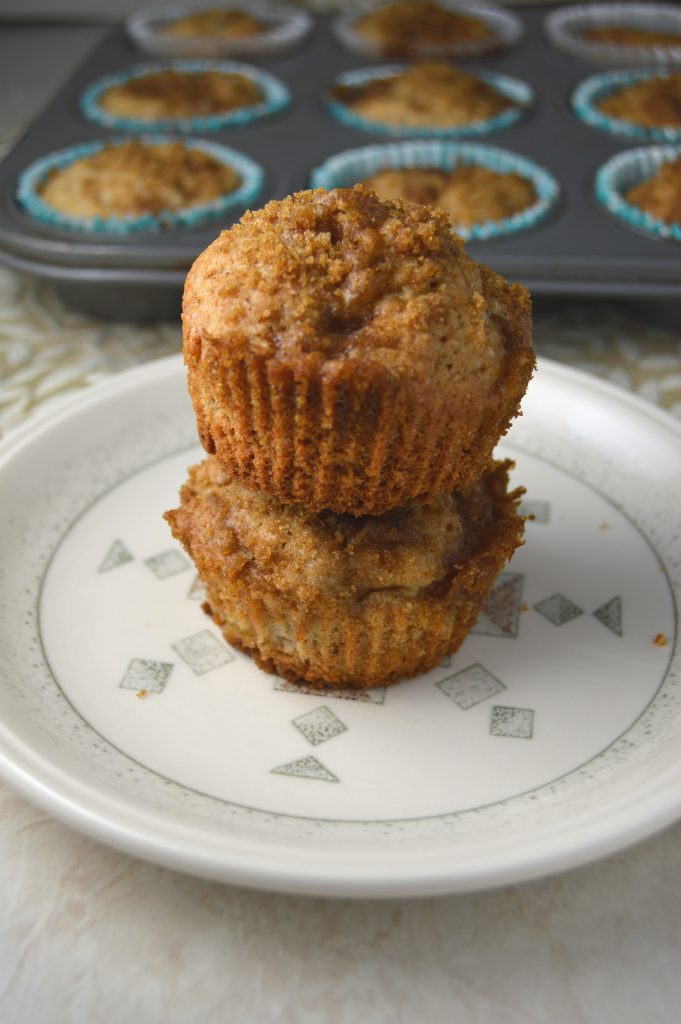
[0,353,680,898]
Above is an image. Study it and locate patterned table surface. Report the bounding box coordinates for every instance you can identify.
[1,20,681,1024]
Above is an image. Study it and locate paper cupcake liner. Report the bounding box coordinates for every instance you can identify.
[15,136,264,235]
[310,141,560,241]
[80,60,291,133]
[545,3,681,65]
[595,144,681,241]
[168,460,525,689]
[572,69,681,142]
[127,3,312,59]
[326,66,532,140]
[333,0,523,61]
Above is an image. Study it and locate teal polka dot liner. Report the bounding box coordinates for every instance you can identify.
[16,136,265,235]
[595,144,681,241]
[80,60,290,133]
[326,66,533,140]
[573,69,681,142]
[311,141,560,241]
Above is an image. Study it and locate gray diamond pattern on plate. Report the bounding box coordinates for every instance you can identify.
[472,571,524,638]
[271,756,339,783]
[145,549,191,579]
[518,499,550,523]
[172,630,234,675]
[187,574,205,601]
[292,706,347,746]
[533,593,583,626]
[98,539,133,573]
[274,678,387,704]
[490,705,534,739]
[437,663,505,709]
[593,596,622,636]
[119,658,173,694]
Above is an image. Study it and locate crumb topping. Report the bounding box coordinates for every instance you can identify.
[361,165,536,228]
[597,73,681,128]
[99,69,262,121]
[583,25,681,48]
[354,0,494,57]
[163,8,265,39]
[183,185,532,387]
[331,62,516,128]
[39,141,240,220]
[625,155,681,225]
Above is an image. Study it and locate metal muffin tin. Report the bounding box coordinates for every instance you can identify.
[0,6,679,321]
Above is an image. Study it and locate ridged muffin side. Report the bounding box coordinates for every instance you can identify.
[164,456,525,689]
[182,186,534,516]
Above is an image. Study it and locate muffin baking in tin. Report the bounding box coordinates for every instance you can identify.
[327,63,533,139]
[80,60,291,133]
[311,141,560,242]
[545,3,681,64]
[16,136,264,234]
[127,3,312,59]
[573,69,681,142]
[595,144,681,241]
[333,0,523,61]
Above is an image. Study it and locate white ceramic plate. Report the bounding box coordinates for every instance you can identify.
[0,355,679,898]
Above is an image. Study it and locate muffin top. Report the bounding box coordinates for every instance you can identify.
[331,63,515,128]
[98,69,262,121]
[625,155,681,224]
[597,73,681,128]
[361,165,536,228]
[353,0,494,58]
[170,456,513,601]
[163,8,265,39]
[183,186,531,387]
[582,25,681,48]
[38,141,240,220]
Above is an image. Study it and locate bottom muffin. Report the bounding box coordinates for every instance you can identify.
[165,457,525,689]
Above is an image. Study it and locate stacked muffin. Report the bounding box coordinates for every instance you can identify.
[166,186,534,689]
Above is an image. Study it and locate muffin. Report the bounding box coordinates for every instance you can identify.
[96,68,262,122]
[37,140,240,222]
[165,457,525,688]
[183,186,534,516]
[582,25,681,47]
[596,72,681,129]
[361,165,537,230]
[624,154,681,224]
[330,63,518,131]
[351,0,496,59]
[163,8,265,40]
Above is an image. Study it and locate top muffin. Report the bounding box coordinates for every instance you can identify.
[582,25,681,47]
[352,0,496,58]
[183,186,534,515]
[163,8,265,40]
[97,68,262,122]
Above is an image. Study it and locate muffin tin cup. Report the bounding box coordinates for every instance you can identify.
[333,0,523,61]
[595,144,681,241]
[80,60,291,133]
[15,136,265,235]
[126,3,313,59]
[545,3,681,65]
[310,140,560,241]
[573,69,681,142]
[326,66,533,140]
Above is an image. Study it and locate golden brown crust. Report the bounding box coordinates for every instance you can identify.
[39,141,240,220]
[583,25,681,48]
[331,63,515,129]
[361,166,536,229]
[597,74,681,129]
[353,1,495,58]
[182,186,534,515]
[163,9,265,39]
[99,69,262,121]
[625,156,681,225]
[165,458,525,688]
